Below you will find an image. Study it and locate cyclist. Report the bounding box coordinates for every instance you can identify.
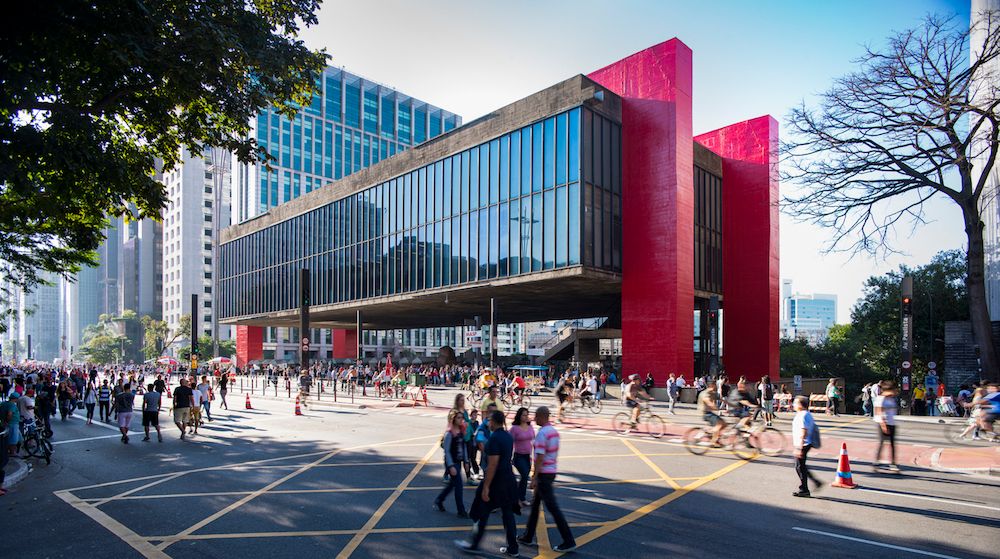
[478,369,497,391]
[697,382,726,446]
[624,374,652,428]
[511,372,527,404]
[979,382,1000,439]
[728,381,757,430]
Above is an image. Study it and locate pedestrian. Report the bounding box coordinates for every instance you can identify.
[455,410,520,557]
[860,383,872,417]
[115,383,135,444]
[466,409,482,481]
[912,383,926,416]
[510,407,535,507]
[433,410,469,518]
[189,378,203,435]
[83,380,97,424]
[172,378,195,440]
[757,376,775,426]
[825,378,841,416]
[142,383,163,442]
[197,375,213,422]
[1,393,21,457]
[517,406,576,552]
[475,403,497,474]
[218,372,229,410]
[873,380,900,473]
[98,380,111,423]
[666,373,678,415]
[57,381,73,421]
[792,395,823,497]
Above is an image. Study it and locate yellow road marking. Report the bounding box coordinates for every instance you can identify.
[153,434,437,552]
[336,442,440,558]
[531,458,753,559]
[55,490,171,559]
[621,439,681,490]
[92,473,187,508]
[145,521,612,543]
[537,508,551,551]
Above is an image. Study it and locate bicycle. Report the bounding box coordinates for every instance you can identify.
[501,389,532,410]
[569,391,603,414]
[684,420,761,460]
[613,402,665,438]
[20,419,53,465]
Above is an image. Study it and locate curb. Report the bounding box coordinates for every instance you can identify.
[2,458,31,490]
[928,446,1000,477]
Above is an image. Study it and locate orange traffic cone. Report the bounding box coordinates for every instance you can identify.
[245,393,252,410]
[831,442,858,489]
[295,396,303,416]
[420,386,428,407]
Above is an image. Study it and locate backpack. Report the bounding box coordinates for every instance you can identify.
[760,383,774,400]
[810,420,822,449]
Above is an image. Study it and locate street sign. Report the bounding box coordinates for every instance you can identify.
[793,375,802,394]
[191,355,198,370]
[465,330,483,349]
[902,360,911,370]
[927,361,937,370]
[301,337,310,351]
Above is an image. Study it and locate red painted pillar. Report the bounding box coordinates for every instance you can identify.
[588,39,694,383]
[332,329,358,360]
[695,116,780,382]
[235,325,263,369]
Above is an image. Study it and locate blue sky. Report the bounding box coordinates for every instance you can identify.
[301,0,972,322]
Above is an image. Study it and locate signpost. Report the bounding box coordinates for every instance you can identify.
[900,276,914,411]
[300,268,310,372]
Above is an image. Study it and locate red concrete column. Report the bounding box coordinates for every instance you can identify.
[695,116,780,382]
[332,328,358,360]
[588,39,694,383]
[235,325,263,369]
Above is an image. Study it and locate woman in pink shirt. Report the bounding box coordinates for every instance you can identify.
[510,407,535,507]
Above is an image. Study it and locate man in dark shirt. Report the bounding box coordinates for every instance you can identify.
[172,378,195,440]
[456,410,519,557]
[153,374,166,394]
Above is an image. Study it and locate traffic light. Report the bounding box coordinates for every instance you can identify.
[902,296,912,316]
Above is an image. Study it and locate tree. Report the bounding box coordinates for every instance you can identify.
[782,12,1000,381]
[141,314,192,358]
[0,1,326,302]
[78,313,129,364]
[179,335,235,361]
[850,250,968,377]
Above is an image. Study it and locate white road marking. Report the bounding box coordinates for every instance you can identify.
[592,431,608,435]
[69,414,127,432]
[857,487,1000,512]
[792,527,961,559]
[53,434,138,445]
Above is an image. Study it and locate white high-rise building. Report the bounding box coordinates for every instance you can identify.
[973,0,1000,319]
[160,147,232,354]
[780,279,838,345]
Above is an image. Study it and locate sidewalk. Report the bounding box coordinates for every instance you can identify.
[2,456,30,490]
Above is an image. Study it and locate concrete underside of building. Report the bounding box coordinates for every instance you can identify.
[220,39,780,382]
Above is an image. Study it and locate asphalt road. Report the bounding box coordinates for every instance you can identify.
[3,387,998,559]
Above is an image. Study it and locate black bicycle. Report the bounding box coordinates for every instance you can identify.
[20,419,53,465]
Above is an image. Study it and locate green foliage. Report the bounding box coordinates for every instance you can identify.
[780,250,967,393]
[141,314,191,359]
[0,0,326,301]
[178,335,235,361]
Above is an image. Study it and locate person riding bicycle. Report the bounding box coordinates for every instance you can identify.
[979,382,1000,437]
[512,373,527,403]
[478,370,497,391]
[728,381,758,430]
[698,382,726,446]
[624,374,652,427]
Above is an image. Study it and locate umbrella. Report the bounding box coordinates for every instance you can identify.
[208,357,232,364]
[156,356,178,366]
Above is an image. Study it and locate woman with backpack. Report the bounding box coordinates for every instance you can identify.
[825,378,841,416]
[434,410,469,519]
[792,395,822,497]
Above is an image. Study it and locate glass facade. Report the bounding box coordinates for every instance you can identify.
[242,67,461,223]
[693,165,722,294]
[220,107,621,320]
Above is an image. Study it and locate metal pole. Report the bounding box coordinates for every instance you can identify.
[901,276,914,411]
[490,298,496,369]
[191,294,199,372]
[300,268,311,371]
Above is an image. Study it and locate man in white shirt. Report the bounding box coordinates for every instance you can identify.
[792,395,822,497]
[585,375,598,402]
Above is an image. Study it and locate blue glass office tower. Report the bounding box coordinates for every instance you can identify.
[233,67,461,223]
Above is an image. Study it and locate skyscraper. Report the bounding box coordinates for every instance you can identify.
[973,0,1000,319]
